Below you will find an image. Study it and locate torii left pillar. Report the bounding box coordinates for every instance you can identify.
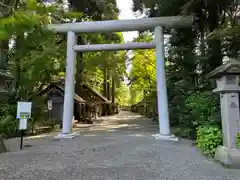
[54,31,78,139]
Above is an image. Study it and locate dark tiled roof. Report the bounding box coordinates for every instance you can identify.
[207,59,240,78]
[57,84,86,103]
[40,81,110,104]
[38,82,86,103]
[82,84,111,104]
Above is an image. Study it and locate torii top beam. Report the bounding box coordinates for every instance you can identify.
[47,16,193,33]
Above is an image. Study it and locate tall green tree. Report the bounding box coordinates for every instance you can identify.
[128,33,156,104]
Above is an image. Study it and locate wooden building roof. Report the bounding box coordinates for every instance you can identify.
[80,84,111,104]
[38,82,86,103]
[38,80,111,105]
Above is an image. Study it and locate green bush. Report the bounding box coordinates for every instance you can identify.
[168,90,221,139]
[0,103,18,138]
[184,91,221,128]
[0,115,18,138]
[236,133,240,149]
[196,125,222,157]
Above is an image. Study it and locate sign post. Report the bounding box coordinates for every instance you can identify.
[47,100,53,128]
[17,102,32,150]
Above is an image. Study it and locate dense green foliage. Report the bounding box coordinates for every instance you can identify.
[115,82,130,106]
[196,125,222,157]
[129,33,156,104]
[0,103,18,138]
[237,133,240,149]
[180,91,220,136]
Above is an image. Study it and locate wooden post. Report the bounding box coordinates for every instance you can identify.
[112,77,115,103]
[103,68,108,98]
[107,70,111,101]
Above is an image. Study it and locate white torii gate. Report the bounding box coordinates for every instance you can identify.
[48,16,193,140]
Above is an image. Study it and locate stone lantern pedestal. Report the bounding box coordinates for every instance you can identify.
[208,59,240,168]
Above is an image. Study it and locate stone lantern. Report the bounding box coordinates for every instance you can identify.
[208,59,240,168]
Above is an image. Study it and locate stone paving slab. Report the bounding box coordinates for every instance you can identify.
[0,112,239,180]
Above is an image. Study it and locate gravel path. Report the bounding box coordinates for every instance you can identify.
[0,111,240,180]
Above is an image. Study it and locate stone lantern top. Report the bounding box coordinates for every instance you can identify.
[207,59,240,79]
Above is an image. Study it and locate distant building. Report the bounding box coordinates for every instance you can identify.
[37,82,85,123]
[37,81,111,124]
[78,84,111,118]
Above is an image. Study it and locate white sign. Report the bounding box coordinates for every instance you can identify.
[47,100,52,110]
[17,102,32,119]
[19,119,27,130]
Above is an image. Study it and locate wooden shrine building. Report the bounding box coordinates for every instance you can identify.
[78,84,111,121]
[38,82,86,124]
[38,81,111,124]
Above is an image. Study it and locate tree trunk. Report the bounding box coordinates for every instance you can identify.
[0,40,9,69]
[111,77,115,103]
[0,136,7,153]
[74,36,85,122]
[75,35,84,93]
[11,36,22,100]
[103,67,108,98]
[106,70,111,101]
[205,9,222,72]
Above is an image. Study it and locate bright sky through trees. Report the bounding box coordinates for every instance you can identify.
[116,0,138,42]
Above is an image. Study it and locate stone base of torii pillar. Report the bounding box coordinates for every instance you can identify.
[152,134,179,141]
[54,132,79,139]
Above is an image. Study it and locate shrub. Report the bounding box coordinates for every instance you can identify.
[196,125,222,157]
[236,133,240,149]
[170,90,221,139]
[0,115,18,138]
[0,103,18,138]
[184,91,221,128]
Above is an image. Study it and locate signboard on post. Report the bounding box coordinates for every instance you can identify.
[48,100,52,110]
[17,102,32,119]
[17,101,32,150]
[47,100,54,128]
